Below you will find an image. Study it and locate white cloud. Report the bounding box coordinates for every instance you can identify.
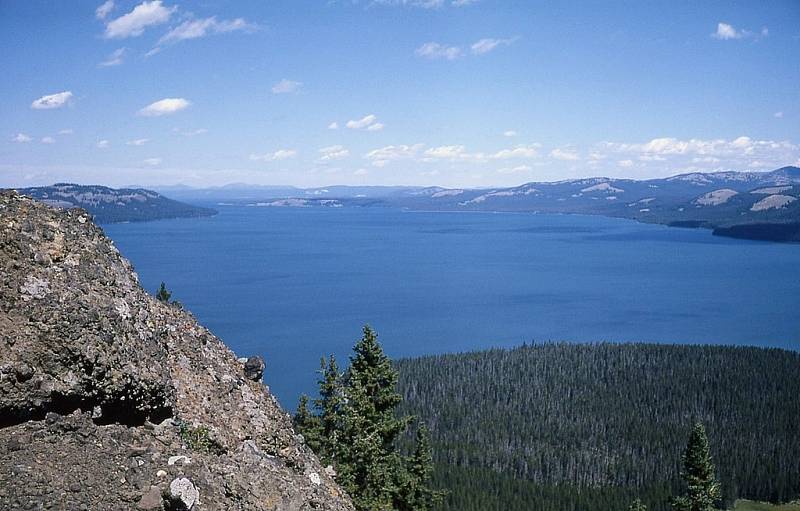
[503,130,517,137]
[604,136,796,157]
[271,79,303,94]
[774,111,784,118]
[31,91,73,110]
[137,98,190,116]
[126,138,149,146]
[41,136,55,144]
[249,149,297,161]
[104,0,175,39]
[364,144,423,166]
[96,0,115,20]
[12,133,32,143]
[712,22,767,41]
[173,127,208,136]
[713,22,741,40]
[618,159,634,168]
[58,129,74,135]
[415,42,463,60]
[96,140,110,148]
[347,114,383,130]
[99,47,126,67]
[470,37,517,55]
[497,165,531,174]
[328,122,339,130]
[424,145,468,159]
[421,143,539,162]
[451,0,478,5]
[550,147,580,161]
[494,145,539,159]
[319,145,350,161]
[158,16,254,45]
[143,157,162,166]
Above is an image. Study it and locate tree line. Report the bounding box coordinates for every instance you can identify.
[394,342,800,510]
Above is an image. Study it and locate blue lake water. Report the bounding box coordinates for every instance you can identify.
[103,206,800,407]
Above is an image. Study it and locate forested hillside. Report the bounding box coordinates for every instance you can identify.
[395,343,800,511]
[14,183,216,223]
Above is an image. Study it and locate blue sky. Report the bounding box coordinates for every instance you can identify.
[1,0,799,188]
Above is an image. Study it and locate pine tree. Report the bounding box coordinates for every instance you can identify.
[295,325,440,511]
[396,424,444,511]
[294,394,322,454]
[335,325,411,510]
[629,498,647,511]
[316,355,343,460]
[672,422,722,511]
[155,282,171,303]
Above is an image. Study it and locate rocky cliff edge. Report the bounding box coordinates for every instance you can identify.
[0,191,353,510]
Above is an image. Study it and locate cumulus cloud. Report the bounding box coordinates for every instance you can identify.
[271,79,303,94]
[415,42,463,60]
[173,128,208,136]
[143,157,162,166]
[12,133,32,143]
[503,130,517,137]
[95,0,115,20]
[346,114,383,130]
[104,1,175,39]
[618,159,634,168]
[96,140,110,148]
[497,165,532,174]
[249,149,297,161]
[31,91,73,110]
[470,37,517,55]
[422,143,539,162]
[99,48,126,67]
[364,144,424,166]
[328,122,339,130]
[550,147,580,161]
[493,145,539,159]
[137,98,190,116]
[604,136,795,158]
[319,145,350,161]
[126,138,149,146]
[41,136,55,144]
[424,145,468,159]
[712,22,768,41]
[774,111,784,119]
[596,135,799,175]
[158,16,255,44]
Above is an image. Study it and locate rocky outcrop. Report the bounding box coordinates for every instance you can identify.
[0,191,353,510]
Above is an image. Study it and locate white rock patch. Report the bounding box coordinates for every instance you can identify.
[20,276,50,301]
[170,477,199,509]
[581,182,624,193]
[751,186,793,195]
[694,189,738,206]
[431,189,463,198]
[750,194,797,212]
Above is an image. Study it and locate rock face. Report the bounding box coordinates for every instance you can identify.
[0,191,353,510]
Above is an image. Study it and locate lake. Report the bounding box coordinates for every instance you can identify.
[103,205,800,407]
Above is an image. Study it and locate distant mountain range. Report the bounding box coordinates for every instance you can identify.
[11,167,800,240]
[11,183,217,223]
[160,166,800,242]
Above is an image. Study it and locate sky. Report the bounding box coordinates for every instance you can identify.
[1,0,799,189]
